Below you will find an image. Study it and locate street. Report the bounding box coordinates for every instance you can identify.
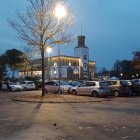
[0,91,140,140]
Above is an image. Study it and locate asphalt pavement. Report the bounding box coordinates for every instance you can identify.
[0,90,140,140]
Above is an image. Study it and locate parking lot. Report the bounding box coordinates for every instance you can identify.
[0,90,140,140]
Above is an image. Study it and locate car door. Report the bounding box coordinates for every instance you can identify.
[86,82,96,95]
[78,82,88,95]
[26,82,30,89]
[51,81,59,93]
[20,82,26,89]
[107,81,118,93]
[46,81,54,93]
[46,81,59,93]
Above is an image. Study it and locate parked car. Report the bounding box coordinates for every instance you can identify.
[131,79,140,84]
[34,80,42,90]
[9,82,23,91]
[20,81,36,90]
[1,82,22,92]
[106,80,132,97]
[129,80,140,96]
[70,81,111,97]
[1,83,7,91]
[45,81,72,94]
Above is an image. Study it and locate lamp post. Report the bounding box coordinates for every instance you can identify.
[46,46,52,81]
[55,4,67,93]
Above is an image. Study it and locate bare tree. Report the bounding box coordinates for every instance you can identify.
[21,47,40,77]
[9,0,73,96]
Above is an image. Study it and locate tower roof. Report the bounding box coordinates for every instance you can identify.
[75,35,88,48]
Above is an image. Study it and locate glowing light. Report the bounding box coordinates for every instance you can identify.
[55,4,67,18]
[46,46,52,53]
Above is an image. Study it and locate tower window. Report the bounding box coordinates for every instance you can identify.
[84,64,87,69]
[84,63,88,70]
[84,55,87,60]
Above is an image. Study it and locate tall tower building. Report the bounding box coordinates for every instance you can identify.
[74,36,89,79]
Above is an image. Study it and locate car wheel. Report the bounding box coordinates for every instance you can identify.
[72,90,77,95]
[114,90,120,97]
[92,91,98,97]
[57,89,62,94]
[24,87,27,91]
[132,92,136,96]
[128,91,132,96]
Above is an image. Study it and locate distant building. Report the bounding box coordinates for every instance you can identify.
[19,35,96,80]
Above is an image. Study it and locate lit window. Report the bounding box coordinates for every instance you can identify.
[50,70,53,75]
[54,62,57,67]
[54,69,57,74]
[69,62,71,66]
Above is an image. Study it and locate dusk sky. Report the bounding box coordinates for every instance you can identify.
[0,0,140,70]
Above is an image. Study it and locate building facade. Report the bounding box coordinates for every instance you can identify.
[19,35,96,80]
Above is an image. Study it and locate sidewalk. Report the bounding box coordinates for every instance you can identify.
[13,91,114,103]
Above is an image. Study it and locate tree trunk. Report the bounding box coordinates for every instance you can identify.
[41,47,45,97]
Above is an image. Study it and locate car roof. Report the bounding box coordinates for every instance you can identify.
[22,80,33,82]
[87,80,105,82]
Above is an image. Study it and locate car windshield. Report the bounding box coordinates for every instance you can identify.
[120,81,129,86]
[27,82,34,84]
[60,81,68,85]
[132,80,140,85]
[132,81,140,86]
[69,81,80,86]
[9,82,18,85]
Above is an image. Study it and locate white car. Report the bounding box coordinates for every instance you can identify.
[45,81,72,94]
[20,81,35,90]
[1,83,7,90]
[9,82,23,91]
[2,82,22,92]
[70,81,111,97]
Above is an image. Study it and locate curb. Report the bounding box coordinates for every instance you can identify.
[12,95,113,103]
[12,98,106,103]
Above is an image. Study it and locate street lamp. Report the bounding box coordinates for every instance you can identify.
[55,4,67,93]
[55,4,67,19]
[46,46,52,81]
[120,73,123,79]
